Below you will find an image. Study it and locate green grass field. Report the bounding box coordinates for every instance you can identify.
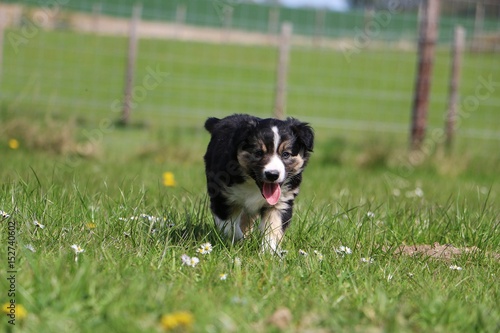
[1,27,500,332]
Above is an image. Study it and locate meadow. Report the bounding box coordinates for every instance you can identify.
[1,26,500,332]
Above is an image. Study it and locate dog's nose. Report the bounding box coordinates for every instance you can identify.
[264,170,280,182]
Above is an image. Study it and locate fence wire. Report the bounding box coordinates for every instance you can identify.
[0,0,499,140]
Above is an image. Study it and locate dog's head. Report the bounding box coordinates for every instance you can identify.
[236,117,314,205]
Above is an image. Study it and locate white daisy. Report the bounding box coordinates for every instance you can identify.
[197,242,213,255]
[25,244,36,252]
[278,249,289,257]
[34,220,45,229]
[219,273,228,281]
[188,257,199,267]
[449,265,463,271]
[367,211,375,218]
[181,254,199,267]
[0,210,10,218]
[71,244,84,254]
[71,244,84,262]
[233,257,242,267]
[313,250,324,261]
[361,257,374,264]
[181,254,191,265]
[335,246,352,256]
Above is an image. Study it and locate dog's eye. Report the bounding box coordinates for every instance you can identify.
[282,151,291,159]
[254,150,264,158]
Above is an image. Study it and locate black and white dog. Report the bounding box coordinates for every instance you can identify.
[204,114,314,252]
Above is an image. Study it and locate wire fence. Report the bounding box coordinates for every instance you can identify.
[1,0,499,141]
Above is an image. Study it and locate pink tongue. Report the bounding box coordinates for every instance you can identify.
[262,183,281,205]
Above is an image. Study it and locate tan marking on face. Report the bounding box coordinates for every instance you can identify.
[237,150,252,172]
[259,141,267,154]
[277,140,291,155]
[277,139,305,175]
[287,155,305,175]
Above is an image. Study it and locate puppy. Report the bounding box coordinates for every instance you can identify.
[204,114,314,252]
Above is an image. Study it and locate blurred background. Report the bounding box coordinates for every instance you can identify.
[0,0,499,171]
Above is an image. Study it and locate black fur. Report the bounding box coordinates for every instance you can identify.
[204,114,314,251]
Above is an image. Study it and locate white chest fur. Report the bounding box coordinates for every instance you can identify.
[225,178,266,215]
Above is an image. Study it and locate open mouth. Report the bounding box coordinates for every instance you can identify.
[262,182,281,206]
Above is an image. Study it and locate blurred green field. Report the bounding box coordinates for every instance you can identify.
[2,29,499,135]
[0,26,500,333]
[4,0,500,41]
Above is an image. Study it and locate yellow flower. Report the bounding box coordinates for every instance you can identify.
[163,172,177,187]
[8,139,19,150]
[2,302,27,320]
[160,311,194,331]
[86,222,96,229]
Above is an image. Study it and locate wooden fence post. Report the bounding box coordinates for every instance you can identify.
[268,7,279,35]
[445,25,465,149]
[314,9,325,48]
[92,3,102,34]
[410,0,440,150]
[222,6,233,41]
[274,22,292,120]
[176,4,186,24]
[175,4,186,38]
[472,0,484,50]
[121,3,142,126]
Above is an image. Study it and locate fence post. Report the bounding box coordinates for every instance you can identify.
[222,6,233,41]
[175,4,186,38]
[120,3,142,126]
[472,0,484,51]
[92,3,102,34]
[274,22,292,120]
[268,7,279,35]
[445,26,465,149]
[176,4,186,24]
[410,0,440,150]
[314,9,325,48]
[268,6,280,44]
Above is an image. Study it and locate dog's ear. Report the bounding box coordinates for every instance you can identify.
[205,117,220,133]
[288,118,314,153]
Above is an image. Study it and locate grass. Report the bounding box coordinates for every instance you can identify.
[1,126,499,332]
[1,27,500,332]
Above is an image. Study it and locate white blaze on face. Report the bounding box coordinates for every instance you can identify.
[262,126,285,206]
[264,126,285,183]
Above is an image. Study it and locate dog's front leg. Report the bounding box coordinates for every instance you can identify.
[239,212,256,238]
[259,208,285,253]
[214,214,244,244]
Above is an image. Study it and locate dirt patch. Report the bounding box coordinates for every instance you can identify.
[388,242,500,261]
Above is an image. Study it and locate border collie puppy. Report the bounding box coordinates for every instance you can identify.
[204,114,314,252]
